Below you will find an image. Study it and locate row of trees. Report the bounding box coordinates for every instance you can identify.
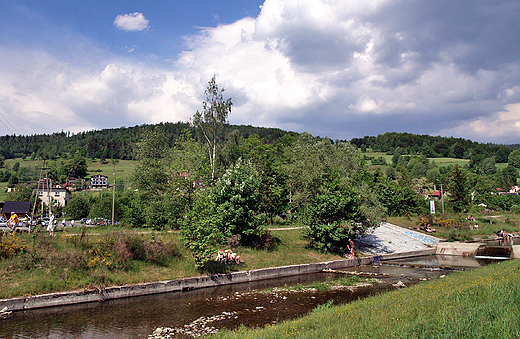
[351,132,518,163]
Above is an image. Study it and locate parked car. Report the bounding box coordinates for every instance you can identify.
[87,218,105,225]
[80,218,90,224]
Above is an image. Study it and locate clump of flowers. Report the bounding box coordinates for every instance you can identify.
[0,232,27,259]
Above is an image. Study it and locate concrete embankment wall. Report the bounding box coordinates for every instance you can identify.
[0,249,434,312]
[436,242,484,256]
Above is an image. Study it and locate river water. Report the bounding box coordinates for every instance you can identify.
[0,255,496,339]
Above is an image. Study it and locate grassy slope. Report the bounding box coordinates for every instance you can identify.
[364,151,472,167]
[213,259,520,339]
[0,159,136,201]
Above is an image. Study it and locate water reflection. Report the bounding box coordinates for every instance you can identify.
[0,255,492,339]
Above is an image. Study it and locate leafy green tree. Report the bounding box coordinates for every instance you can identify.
[471,175,497,206]
[285,133,384,253]
[7,175,18,188]
[426,167,441,184]
[180,189,223,268]
[132,128,170,194]
[193,75,233,181]
[131,128,173,229]
[88,193,123,221]
[10,183,33,201]
[240,134,287,223]
[66,152,88,178]
[171,129,208,211]
[64,194,91,219]
[214,158,264,245]
[479,157,497,175]
[304,190,358,253]
[497,165,519,190]
[509,150,520,169]
[448,165,470,213]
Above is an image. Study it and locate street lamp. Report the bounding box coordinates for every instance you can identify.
[45,177,53,217]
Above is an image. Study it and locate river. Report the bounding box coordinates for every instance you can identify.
[0,255,496,339]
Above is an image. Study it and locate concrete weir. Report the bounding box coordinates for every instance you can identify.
[0,248,435,312]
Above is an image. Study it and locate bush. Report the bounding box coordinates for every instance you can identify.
[0,233,27,258]
[303,223,353,254]
[249,230,280,250]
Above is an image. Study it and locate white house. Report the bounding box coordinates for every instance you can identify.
[39,185,70,208]
[90,174,109,189]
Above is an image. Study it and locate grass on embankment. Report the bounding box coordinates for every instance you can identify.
[0,227,340,299]
[213,259,520,339]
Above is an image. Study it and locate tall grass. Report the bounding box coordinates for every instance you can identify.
[213,259,520,338]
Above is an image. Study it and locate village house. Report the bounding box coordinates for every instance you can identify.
[39,184,71,208]
[90,174,109,189]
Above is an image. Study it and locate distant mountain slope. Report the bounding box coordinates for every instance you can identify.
[0,122,298,161]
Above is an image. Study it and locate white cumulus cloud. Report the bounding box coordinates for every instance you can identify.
[114,12,149,31]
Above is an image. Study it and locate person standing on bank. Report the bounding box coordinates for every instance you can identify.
[8,211,19,233]
[47,212,56,236]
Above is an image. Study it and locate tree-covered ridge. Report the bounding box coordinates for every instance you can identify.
[0,122,296,161]
[351,132,519,162]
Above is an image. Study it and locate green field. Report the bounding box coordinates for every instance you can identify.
[86,159,136,181]
[363,151,472,167]
[3,158,136,181]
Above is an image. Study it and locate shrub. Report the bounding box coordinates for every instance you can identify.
[249,231,279,250]
[0,233,27,259]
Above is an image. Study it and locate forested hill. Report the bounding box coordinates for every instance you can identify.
[0,124,517,162]
[0,122,298,161]
[351,132,519,163]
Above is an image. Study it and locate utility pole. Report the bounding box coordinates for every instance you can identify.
[112,168,115,225]
[440,183,445,214]
[33,160,51,219]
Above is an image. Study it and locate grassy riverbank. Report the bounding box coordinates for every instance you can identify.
[213,259,520,338]
[0,226,340,299]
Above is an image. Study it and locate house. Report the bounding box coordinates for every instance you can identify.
[2,201,31,220]
[499,186,520,195]
[63,177,87,191]
[90,174,109,189]
[39,185,71,208]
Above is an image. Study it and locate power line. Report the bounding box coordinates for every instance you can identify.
[0,111,20,135]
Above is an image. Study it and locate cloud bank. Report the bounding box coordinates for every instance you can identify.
[2,0,520,144]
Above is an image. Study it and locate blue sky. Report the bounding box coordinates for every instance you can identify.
[1,0,520,144]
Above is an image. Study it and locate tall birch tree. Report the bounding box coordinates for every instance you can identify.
[193,75,232,181]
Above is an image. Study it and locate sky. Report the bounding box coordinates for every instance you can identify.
[1,0,520,144]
